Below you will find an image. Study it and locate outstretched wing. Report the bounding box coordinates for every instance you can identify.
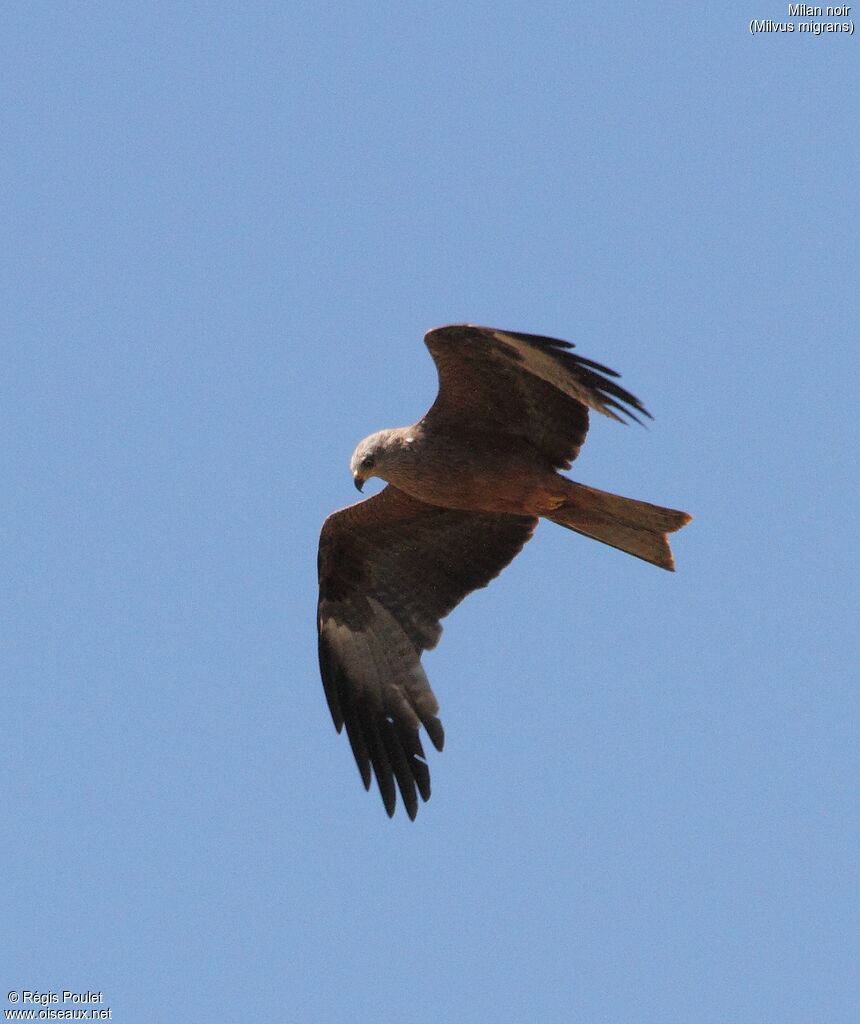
[423,324,651,470]
[317,484,537,819]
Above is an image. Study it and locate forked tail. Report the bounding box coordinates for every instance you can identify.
[547,480,692,571]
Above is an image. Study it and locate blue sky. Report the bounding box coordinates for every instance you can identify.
[4,3,858,1022]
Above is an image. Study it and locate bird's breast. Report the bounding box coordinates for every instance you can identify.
[388,442,553,517]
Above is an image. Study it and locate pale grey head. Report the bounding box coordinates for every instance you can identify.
[349,428,415,492]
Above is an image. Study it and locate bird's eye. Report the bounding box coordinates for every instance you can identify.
[360,454,375,470]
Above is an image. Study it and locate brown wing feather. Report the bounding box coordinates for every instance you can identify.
[422,324,651,469]
[317,485,537,819]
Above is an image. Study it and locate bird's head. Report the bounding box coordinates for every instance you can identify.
[349,428,414,492]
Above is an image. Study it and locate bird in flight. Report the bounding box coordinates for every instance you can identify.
[317,325,691,819]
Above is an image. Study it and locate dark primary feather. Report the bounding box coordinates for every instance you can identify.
[423,324,651,469]
[317,485,537,819]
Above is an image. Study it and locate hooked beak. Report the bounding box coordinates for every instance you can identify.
[353,474,364,493]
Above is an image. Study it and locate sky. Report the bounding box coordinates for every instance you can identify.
[4,3,859,1022]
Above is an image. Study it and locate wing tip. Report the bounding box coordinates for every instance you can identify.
[424,717,445,752]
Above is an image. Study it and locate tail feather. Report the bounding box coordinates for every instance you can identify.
[547,480,692,571]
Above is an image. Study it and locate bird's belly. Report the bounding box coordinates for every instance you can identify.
[392,453,554,516]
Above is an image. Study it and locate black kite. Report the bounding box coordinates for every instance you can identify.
[317,325,691,819]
